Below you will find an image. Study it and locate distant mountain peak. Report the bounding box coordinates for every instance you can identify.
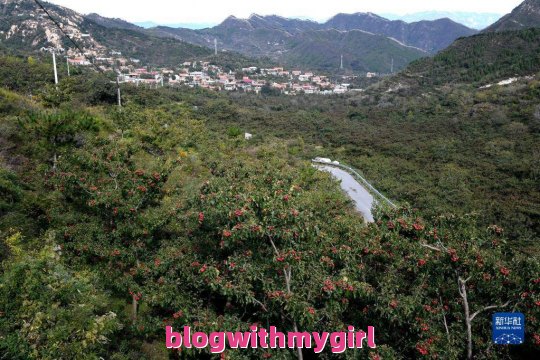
[219,15,253,28]
[355,12,384,18]
[85,13,142,31]
[324,12,476,52]
[485,0,540,32]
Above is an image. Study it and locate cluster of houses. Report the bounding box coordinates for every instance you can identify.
[59,50,165,86]
[61,50,366,95]
[166,62,357,95]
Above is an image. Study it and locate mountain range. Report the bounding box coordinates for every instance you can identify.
[383,12,503,30]
[1,0,540,73]
[148,12,479,72]
[149,12,478,55]
[0,0,475,73]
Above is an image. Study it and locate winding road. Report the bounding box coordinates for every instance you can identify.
[314,164,375,223]
[313,159,396,223]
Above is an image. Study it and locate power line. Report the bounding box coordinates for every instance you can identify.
[32,0,104,74]
[33,0,121,106]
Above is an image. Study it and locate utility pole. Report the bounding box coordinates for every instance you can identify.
[391,58,394,74]
[214,38,218,55]
[52,50,58,86]
[116,76,122,107]
[66,56,70,76]
[340,54,343,70]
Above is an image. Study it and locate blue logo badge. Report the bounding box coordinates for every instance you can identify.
[492,312,525,345]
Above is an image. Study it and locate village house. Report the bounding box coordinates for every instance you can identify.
[68,57,91,66]
[95,57,114,64]
[302,84,318,94]
[242,66,258,73]
[333,85,348,94]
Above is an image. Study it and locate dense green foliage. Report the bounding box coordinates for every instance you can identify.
[403,28,540,86]
[203,28,540,252]
[0,239,122,359]
[0,56,54,95]
[1,44,539,360]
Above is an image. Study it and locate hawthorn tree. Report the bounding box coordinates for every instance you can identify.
[342,208,540,359]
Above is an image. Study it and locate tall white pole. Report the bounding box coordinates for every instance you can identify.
[214,38,217,55]
[116,76,122,107]
[52,51,58,85]
[66,56,70,76]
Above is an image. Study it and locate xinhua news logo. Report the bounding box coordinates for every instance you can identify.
[492,312,525,345]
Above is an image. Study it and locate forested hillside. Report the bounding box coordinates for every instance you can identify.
[282,29,424,73]
[401,27,540,86]
[484,0,540,32]
[0,51,539,359]
[199,28,540,250]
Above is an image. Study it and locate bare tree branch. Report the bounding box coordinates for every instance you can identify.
[420,243,443,252]
[470,301,511,322]
[439,294,451,343]
[252,298,268,312]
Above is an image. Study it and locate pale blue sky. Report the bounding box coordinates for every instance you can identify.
[48,0,522,26]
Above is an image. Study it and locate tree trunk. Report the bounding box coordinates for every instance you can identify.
[132,296,138,323]
[458,277,473,359]
[269,237,303,360]
[284,267,303,360]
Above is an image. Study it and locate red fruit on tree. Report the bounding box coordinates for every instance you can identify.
[500,267,510,276]
[234,209,244,217]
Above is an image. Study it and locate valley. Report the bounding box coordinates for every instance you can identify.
[1,0,539,359]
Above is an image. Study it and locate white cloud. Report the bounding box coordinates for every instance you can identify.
[46,0,522,25]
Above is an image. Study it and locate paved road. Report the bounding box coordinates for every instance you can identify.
[315,164,374,223]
